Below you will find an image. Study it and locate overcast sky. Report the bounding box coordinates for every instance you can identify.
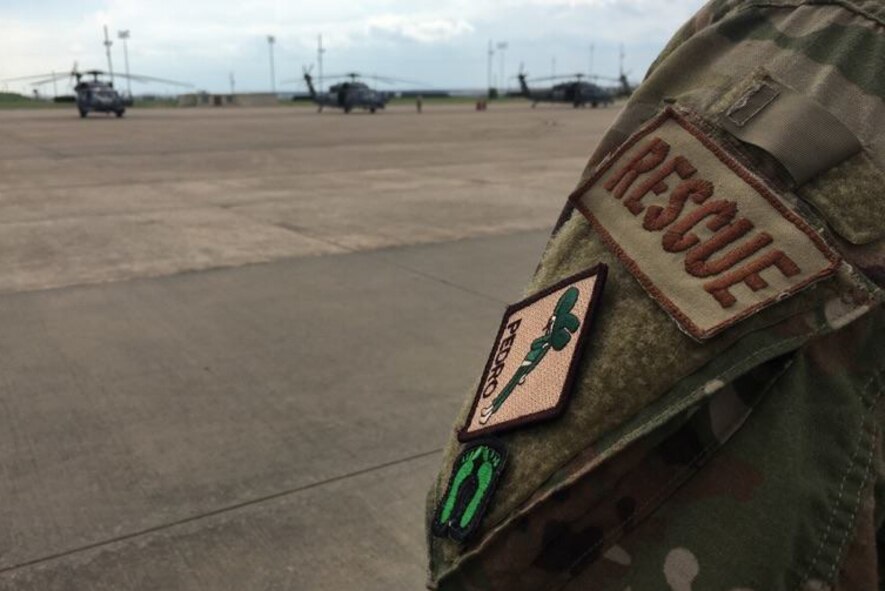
[0,0,706,95]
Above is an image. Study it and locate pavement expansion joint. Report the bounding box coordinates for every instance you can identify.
[268,222,522,306]
[377,255,509,305]
[0,448,443,575]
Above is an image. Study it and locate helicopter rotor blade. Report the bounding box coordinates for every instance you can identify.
[322,72,363,81]
[316,71,361,82]
[0,72,70,83]
[116,72,193,87]
[55,68,191,87]
[366,74,431,87]
[29,76,71,87]
[527,72,595,83]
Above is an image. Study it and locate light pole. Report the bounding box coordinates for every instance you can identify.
[118,30,131,96]
[496,41,508,93]
[103,25,114,85]
[589,43,595,76]
[229,71,235,95]
[318,34,326,93]
[486,40,494,97]
[267,35,276,94]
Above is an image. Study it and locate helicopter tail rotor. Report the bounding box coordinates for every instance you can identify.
[302,66,317,98]
[515,63,530,96]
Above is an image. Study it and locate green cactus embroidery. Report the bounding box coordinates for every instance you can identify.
[433,442,507,541]
[479,286,581,425]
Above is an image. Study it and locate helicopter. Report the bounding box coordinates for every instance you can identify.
[1,65,190,118]
[516,70,615,108]
[286,68,392,113]
[608,72,634,99]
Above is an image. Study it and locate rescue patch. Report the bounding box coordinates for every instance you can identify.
[432,441,507,542]
[569,107,840,340]
[458,264,607,442]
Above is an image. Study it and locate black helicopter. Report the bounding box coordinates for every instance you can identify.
[516,71,615,108]
[288,68,391,113]
[607,72,634,99]
[2,65,189,118]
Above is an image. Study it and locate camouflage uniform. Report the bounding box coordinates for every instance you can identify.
[427,1,885,589]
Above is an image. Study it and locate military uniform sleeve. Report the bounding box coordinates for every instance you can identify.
[426,1,885,590]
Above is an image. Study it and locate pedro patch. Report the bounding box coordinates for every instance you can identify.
[458,264,607,442]
[569,107,840,340]
[432,441,507,542]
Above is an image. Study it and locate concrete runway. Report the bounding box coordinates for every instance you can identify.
[0,103,618,590]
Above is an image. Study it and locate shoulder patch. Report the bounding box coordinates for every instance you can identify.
[458,264,607,442]
[569,107,840,340]
[432,441,507,542]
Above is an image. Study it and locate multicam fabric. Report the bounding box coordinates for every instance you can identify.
[426,1,885,589]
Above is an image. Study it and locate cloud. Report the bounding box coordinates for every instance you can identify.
[0,0,706,92]
[367,15,474,43]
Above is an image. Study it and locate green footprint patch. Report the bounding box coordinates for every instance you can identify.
[432,442,507,542]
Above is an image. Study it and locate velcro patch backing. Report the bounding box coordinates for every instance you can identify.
[458,264,607,442]
[569,107,840,340]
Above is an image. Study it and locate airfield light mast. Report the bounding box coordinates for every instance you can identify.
[103,25,115,85]
[496,41,508,94]
[267,35,277,95]
[318,35,326,94]
[118,30,132,96]
[619,44,625,77]
[486,40,494,98]
[230,71,235,95]
[589,43,595,76]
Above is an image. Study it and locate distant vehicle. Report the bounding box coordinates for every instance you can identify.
[289,68,428,114]
[292,69,390,113]
[2,65,190,118]
[516,71,614,108]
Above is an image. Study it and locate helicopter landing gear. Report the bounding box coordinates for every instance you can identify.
[115,109,125,118]
[370,107,376,114]
[344,105,352,114]
[79,108,88,118]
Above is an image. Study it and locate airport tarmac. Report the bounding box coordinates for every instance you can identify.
[0,103,619,590]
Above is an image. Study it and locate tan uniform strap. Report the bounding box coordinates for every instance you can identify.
[720,77,862,186]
